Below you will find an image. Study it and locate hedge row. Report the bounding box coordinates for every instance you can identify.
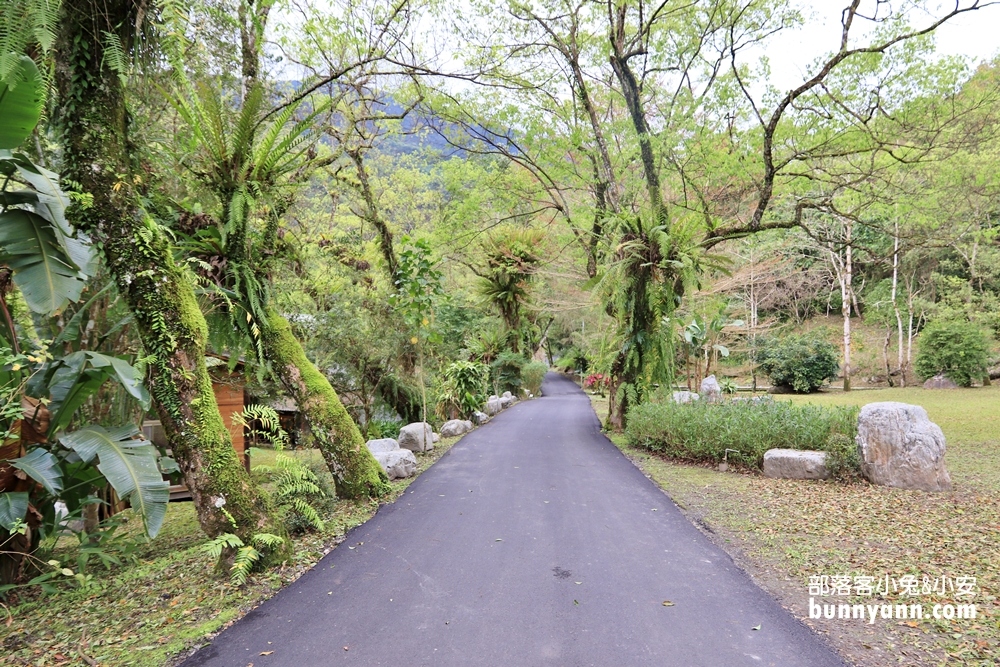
[624,399,860,477]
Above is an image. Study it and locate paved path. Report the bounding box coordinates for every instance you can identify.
[181,373,844,667]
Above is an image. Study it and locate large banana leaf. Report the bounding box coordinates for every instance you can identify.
[0,208,88,314]
[0,56,44,150]
[0,492,29,531]
[59,426,170,537]
[11,156,97,275]
[9,448,62,495]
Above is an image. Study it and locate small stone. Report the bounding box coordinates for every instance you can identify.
[671,391,699,404]
[373,449,417,480]
[440,419,473,437]
[366,438,399,453]
[922,373,958,390]
[762,449,830,480]
[398,422,435,452]
[700,375,722,403]
[473,411,489,425]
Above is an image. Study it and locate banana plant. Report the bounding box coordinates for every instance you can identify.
[0,61,169,547]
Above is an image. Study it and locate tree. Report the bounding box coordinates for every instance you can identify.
[52,0,280,541]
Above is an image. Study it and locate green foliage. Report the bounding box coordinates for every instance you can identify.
[490,352,526,396]
[436,360,488,420]
[0,152,96,315]
[477,227,544,335]
[365,418,402,439]
[625,399,859,473]
[520,361,547,396]
[59,426,170,537]
[202,506,286,586]
[757,334,840,393]
[244,405,325,533]
[0,54,44,149]
[914,318,992,386]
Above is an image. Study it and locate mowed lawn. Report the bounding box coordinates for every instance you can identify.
[596,385,1000,667]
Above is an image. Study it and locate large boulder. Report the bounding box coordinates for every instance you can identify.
[373,449,417,480]
[763,449,830,480]
[366,438,400,454]
[398,422,435,453]
[923,373,958,390]
[700,375,722,403]
[671,391,699,404]
[440,419,473,438]
[486,396,503,415]
[856,402,952,492]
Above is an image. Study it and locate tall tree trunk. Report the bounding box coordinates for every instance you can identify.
[54,1,278,540]
[609,52,665,223]
[891,221,905,386]
[260,311,390,499]
[841,220,853,392]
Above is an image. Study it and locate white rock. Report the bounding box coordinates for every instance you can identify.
[366,438,400,453]
[473,411,489,425]
[440,419,473,437]
[398,422,435,452]
[374,449,417,480]
[856,402,951,491]
[486,397,503,415]
[671,391,700,404]
[432,432,440,443]
[700,375,722,403]
[502,391,513,399]
[763,449,830,480]
[499,396,513,409]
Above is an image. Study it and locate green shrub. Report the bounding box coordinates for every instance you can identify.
[757,334,840,393]
[914,319,991,387]
[490,352,526,396]
[521,361,548,395]
[365,418,402,439]
[624,400,859,476]
[436,360,489,419]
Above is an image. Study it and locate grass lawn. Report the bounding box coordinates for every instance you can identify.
[591,386,1000,667]
[0,436,463,666]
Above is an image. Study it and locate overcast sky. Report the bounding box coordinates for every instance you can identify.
[764,0,1000,91]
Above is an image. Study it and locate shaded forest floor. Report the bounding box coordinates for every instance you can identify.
[591,386,999,667]
[0,437,464,667]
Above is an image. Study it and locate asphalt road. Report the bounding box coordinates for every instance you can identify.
[180,373,845,667]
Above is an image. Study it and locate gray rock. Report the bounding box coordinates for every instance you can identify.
[923,373,959,390]
[373,449,417,480]
[432,432,440,443]
[502,391,513,399]
[440,419,473,437]
[366,438,399,454]
[856,402,952,492]
[486,396,503,415]
[762,449,830,480]
[671,391,700,404]
[700,375,722,403]
[398,422,435,453]
[473,411,489,425]
[500,396,513,409]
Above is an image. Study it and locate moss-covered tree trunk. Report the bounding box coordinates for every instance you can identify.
[54,0,278,540]
[261,311,389,499]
